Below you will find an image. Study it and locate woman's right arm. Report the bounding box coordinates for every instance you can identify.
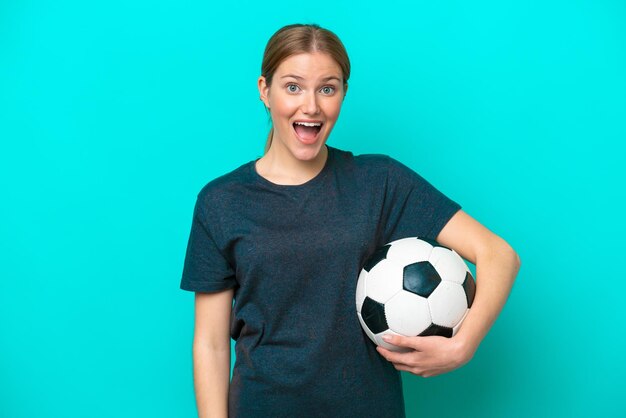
[192,289,234,418]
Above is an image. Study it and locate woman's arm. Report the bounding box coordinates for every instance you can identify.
[376,210,521,377]
[437,210,521,357]
[192,289,234,417]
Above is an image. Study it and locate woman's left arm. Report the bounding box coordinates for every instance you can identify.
[376,210,521,377]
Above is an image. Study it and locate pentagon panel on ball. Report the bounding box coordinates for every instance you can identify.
[403,261,441,297]
[462,272,477,308]
[362,244,391,272]
[356,237,476,352]
[360,297,388,334]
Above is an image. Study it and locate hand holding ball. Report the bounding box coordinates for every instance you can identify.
[356,237,476,352]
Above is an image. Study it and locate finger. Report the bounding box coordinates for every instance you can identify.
[382,334,425,350]
[391,362,433,377]
[391,362,419,373]
[376,346,403,364]
[376,346,422,367]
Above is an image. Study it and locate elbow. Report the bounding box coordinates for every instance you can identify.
[501,239,521,276]
[484,235,521,275]
[511,249,521,278]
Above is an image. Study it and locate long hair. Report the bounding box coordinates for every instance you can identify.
[260,24,351,153]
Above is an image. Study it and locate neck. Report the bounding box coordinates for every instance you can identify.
[256,145,329,186]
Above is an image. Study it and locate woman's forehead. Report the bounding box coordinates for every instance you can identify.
[275,52,342,80]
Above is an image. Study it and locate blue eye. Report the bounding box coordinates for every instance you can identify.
[287,84,300,93]
[321,86,335,95]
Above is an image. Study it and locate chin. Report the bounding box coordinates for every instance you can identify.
[294,131,331,159]
[289,145,324,162]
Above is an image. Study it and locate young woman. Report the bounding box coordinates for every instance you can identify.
[181,23,520,418]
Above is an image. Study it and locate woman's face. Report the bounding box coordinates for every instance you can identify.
[258,52,345,163]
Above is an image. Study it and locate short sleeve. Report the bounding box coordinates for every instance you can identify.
[382,157,461,242]
[180,196,237,292]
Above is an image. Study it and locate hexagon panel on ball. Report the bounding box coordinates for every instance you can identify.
[366,260,404,304]
[385,290,432,336]
[429,246,470,285]
[355,268,368,313]
[386,237,433,266]
[374,329,411,353]
[427,281,468,328]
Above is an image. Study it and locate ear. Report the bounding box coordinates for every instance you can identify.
[258,76,270,108]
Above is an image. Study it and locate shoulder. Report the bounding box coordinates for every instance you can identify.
[195,160,254,211]
[330,146,394,172]
[330,146,415,178]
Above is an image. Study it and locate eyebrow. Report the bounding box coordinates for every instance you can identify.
[281,74,342,82]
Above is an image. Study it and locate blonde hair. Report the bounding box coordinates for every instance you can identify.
[260,24,351,153]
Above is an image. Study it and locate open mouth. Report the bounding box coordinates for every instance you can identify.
[293,121,323,143]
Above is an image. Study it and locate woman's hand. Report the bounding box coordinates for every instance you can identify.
[376,334,476,378]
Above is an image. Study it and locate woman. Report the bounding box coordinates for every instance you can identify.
[181,23,520,418]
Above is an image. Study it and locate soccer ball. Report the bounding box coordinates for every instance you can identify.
[356,237,476,352]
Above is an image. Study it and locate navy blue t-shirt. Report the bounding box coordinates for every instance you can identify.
[181,146,461,417]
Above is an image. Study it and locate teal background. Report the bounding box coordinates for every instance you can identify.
[1,0,625,417]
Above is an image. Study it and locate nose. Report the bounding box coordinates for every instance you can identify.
[301,91,320,115]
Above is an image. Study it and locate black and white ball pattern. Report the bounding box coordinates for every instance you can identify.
[356,237,476,352]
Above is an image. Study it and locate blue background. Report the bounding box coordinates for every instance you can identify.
[1,1,625,417]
